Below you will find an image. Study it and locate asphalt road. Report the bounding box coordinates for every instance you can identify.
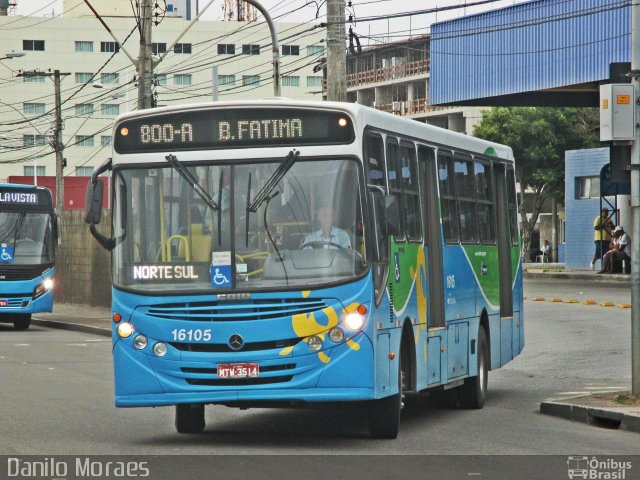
[0,277,637,478]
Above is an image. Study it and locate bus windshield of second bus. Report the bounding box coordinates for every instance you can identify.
[112,156,367,292]
[0,210,54,265]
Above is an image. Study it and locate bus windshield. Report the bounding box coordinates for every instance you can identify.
[0,211,54,265]
[113,157,367,292]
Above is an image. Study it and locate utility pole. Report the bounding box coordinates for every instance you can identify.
[630,0,640,396]
[17,70,69,218]
[138,0,154,109]
[326,0,346,101]
[53,70,65,216]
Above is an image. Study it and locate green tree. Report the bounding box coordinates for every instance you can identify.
[472,107,600,260]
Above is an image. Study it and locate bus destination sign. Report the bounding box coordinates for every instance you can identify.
[0,188,50,208]
[114,108,355,153]
[0,191,38,204]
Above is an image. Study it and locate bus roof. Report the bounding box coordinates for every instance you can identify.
[114,99,513,161]
[0,183,52,192]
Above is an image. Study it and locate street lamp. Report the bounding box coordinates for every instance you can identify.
[0,51,26,61]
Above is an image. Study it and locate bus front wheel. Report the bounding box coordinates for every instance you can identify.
[458,327,488,409]
[369,355,404,439]
[13,314,31,331]
[175,403,205,434]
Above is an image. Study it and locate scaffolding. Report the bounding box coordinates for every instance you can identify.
[222,0,257,22]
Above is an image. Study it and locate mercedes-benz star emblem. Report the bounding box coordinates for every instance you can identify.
[228,334,244,351]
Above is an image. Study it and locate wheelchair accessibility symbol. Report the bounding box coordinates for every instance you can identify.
[0,245,14,263]
[210,266,232,288]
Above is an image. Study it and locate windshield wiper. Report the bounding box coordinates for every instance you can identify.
[165,154,219,212]
[247,149,299,213]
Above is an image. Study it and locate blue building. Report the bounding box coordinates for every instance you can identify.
[564,148,621,269]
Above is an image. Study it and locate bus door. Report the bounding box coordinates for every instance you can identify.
[419,146,445,385]
[419,146,444,329]
[493,163,514,318]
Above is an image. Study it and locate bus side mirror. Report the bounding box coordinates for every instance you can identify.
[84,158,116,251]
[85,179,103,225]
[384,194,400,237]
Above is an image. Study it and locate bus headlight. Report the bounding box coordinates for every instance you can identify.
[329,327,344,343]
[133,334,148,350]
[33,277,54,298]
[344,312,365,331]
[153,342,167,357]
[117,322,134,338]
[307,335,323,351]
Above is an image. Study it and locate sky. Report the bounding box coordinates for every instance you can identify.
[15,0,530,46]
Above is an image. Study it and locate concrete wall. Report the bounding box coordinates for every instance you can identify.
[565,148,611,269]
[55,210,111,307]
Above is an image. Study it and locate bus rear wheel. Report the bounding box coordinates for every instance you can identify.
[175,403,205,434]
[13,314,31,331]
[368,355,404,439]
[458,327,488,409]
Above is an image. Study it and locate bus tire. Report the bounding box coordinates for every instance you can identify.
[175,403,205,434]
[458,327,488,409]
[369,355,404,439]
[13,314,31,331]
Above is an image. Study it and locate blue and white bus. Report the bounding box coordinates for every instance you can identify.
[86,100,523,438]
[0,184,56,330]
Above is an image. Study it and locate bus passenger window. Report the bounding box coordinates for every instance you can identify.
[506,167,519,245]
[365,134,385,188]
[437,153,459,243]
[474,161,495,243]
[454,158,478,243]
[386,140,405,241]
[400,144,421,242]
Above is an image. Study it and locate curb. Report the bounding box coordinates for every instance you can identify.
[31,318,111,337]
[523,271,631,284]
[540,399,640,433]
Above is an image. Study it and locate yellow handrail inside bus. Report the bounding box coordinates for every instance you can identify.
[166,235,190,262]
[159,172,167,262]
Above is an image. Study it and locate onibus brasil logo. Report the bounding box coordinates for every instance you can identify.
[567,457,632,480]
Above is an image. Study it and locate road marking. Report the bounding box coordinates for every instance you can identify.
[66,343,88,347]
[527,298,630,307]
[14,344,30,347]
[584,386,625,390]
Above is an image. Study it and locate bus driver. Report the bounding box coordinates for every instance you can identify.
[302,206,351,249]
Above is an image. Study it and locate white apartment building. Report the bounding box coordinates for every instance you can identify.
[346,35,483,134]
[0,1,325,181]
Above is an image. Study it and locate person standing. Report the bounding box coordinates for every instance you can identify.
[590,208,614,270]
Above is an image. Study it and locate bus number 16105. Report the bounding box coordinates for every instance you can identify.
[171,328,212,342]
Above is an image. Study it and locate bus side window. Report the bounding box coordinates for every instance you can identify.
[437,152,459,243]
[365,133,385,189]
[386,139,405,241]
[454,156,478,244]
[400,143,422,242]
[506,166,519,245]
[474,160,496,244]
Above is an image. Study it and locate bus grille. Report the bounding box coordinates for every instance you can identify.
[185,375,293,386]
[181,364,295,386]
[169,337,300,353]
[0,297,30,308]
[145,298,329,322]
[0,265,49,281]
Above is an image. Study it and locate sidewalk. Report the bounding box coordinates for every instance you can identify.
[522,263,631,284]
[32,302,111,337]
[30,268,639,434]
